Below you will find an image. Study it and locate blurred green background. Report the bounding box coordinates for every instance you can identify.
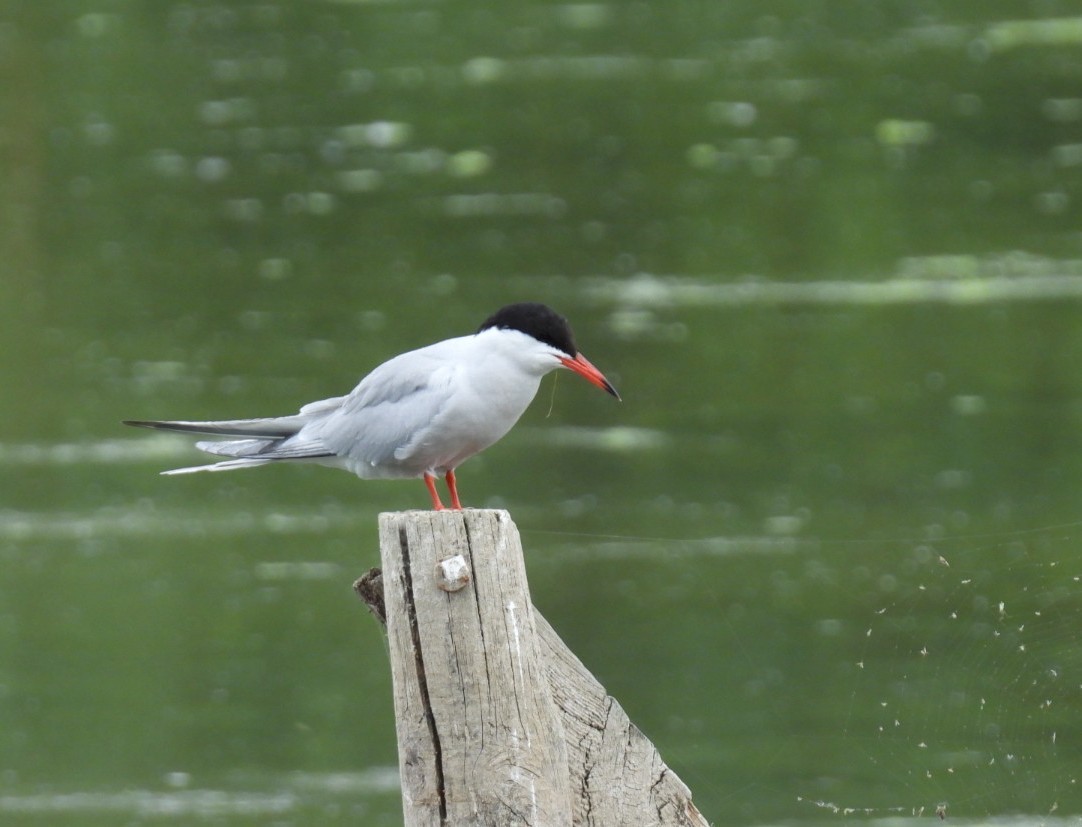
[4,1,1082,824]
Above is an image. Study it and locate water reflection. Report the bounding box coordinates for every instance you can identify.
[0,767,400,821]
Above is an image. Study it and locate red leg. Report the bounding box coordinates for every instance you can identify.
[444,470,463,510]
[424,473,445,510]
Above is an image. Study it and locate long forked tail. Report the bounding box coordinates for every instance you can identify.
[123,416,334,475]
[122,416,311,438]
[162,456,277,475]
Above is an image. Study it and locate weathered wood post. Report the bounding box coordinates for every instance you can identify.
[359,509,709,827]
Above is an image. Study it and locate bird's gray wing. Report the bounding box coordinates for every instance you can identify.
[124,395,347,438]
[313,349,458,470]
[124,416,309,438]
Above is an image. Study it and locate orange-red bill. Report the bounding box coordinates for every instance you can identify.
[559,353,621,400]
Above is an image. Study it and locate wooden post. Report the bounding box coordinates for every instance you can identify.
[364,509,709,827]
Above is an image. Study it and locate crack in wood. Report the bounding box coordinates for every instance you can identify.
[399,525,448,822]
[464,516,495,725]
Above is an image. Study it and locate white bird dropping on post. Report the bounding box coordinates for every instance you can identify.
[435,555,471,592]
[124,303,619,510]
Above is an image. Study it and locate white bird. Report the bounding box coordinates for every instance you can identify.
[124,302,620,510]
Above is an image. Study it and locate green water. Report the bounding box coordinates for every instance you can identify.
[5,2,1082,824]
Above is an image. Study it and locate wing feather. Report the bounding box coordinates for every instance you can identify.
[313,345,460,471]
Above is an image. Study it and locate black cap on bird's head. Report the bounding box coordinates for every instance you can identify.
[477,302,620,399]
[477,302,578,358]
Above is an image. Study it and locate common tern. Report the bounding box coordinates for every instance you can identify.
[125,302,619,510]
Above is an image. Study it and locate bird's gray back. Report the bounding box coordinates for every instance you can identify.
[309,343,462,477]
